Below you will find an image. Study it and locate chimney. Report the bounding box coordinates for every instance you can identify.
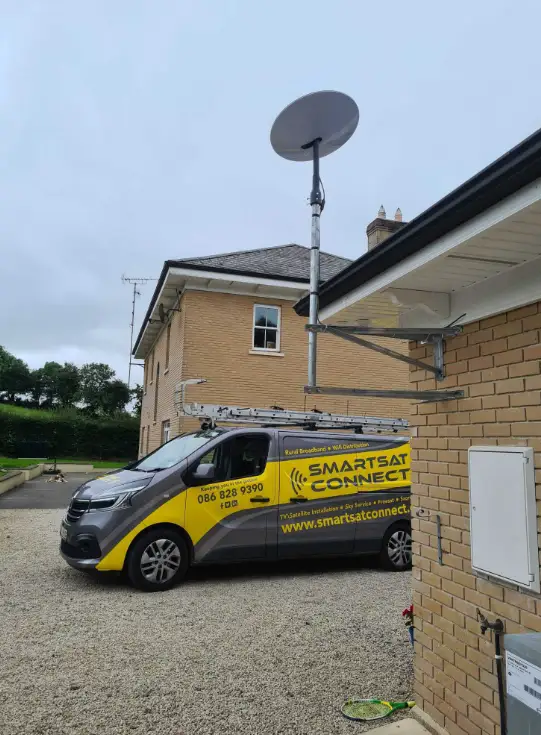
[366,205,407,250]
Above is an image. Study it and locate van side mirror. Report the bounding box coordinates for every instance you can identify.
[191,463,215,484]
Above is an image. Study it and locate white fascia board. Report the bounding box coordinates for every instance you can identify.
[319,178,541,322]
[168,266,308,291]
[183,284,306,301]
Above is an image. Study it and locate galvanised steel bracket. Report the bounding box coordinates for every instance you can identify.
[307,324,461,381]
[305,323,464,402]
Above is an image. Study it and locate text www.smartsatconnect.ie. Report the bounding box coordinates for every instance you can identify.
[280,504,409,534]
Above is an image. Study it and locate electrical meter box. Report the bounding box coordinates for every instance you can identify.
[506,633,541,733]
[468,446,540,593]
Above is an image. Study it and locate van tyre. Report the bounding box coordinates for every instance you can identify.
[380,522,412,571]
[127,527,189,592]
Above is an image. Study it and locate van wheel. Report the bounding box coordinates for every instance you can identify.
[380,522,412,571]
[127,528,189,592]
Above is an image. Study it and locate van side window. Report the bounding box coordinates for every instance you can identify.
[226,435,269,480]
[191,435,269,484]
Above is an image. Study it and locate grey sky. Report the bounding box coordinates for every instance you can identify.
[2,0,541,383]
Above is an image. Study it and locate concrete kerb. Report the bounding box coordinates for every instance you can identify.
[363,717,432,734]
[0,464,46,496]
[0,470,26,496]
[410,707,449,735]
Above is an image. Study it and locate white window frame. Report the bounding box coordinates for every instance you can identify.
[161,419,171,445]
[252,304,281,352]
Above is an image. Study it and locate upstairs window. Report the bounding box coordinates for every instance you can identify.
[253,305,280,351]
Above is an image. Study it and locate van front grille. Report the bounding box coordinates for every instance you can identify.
[66,499,90,522]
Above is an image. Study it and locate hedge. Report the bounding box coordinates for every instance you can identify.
[0,405,139,461]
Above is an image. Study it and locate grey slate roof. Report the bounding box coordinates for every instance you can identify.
[173,243,351,282]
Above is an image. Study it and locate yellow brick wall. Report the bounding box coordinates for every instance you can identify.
[410,303,541,735]
[139,288,410,454]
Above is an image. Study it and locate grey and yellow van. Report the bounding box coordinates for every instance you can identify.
[60,427,411,591]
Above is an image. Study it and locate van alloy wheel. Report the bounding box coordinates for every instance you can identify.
[387,528,412,569]
[140,539,182,583]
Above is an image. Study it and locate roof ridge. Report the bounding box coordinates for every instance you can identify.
[177,242,352,263]
[177,242,302,263]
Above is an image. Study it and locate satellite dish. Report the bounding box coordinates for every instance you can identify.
[270,90,359,162]
[270,90,359,390]
[159,303,166,323]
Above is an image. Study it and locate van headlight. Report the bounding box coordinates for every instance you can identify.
[87,480,151,512]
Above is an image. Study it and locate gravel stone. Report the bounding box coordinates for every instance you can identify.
[0,509,413,735]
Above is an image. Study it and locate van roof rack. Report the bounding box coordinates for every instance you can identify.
[174,380,408,435]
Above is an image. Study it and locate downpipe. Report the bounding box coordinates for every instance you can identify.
[477,610,506,735]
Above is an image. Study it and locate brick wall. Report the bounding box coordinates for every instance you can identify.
[139,288,411,454]
[410,302,541,735]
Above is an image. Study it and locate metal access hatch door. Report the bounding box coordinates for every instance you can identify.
[468,446,539,593]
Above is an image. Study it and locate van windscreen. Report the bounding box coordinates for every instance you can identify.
[133,430,223,472]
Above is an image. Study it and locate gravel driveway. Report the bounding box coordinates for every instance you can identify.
[0,507,413,735]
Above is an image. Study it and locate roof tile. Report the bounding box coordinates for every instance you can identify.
[174,243,350,281]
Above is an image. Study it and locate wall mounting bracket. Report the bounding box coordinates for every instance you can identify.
[304,385,464,403]
[305,323,464,402]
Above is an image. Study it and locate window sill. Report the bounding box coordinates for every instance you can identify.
[249,349,285,357]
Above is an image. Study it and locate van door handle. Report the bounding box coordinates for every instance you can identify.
[250,496,270,503]
[289,496,308,503]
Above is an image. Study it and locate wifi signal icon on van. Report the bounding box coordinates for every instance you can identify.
[290,467,307,495]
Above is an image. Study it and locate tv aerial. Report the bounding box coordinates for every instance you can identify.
[270,90,359,388]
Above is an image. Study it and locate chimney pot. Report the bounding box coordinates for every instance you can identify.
[366,206,408,251]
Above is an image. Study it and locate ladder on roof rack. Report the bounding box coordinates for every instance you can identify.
[174,380,409,434]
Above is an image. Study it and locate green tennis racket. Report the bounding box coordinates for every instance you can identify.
[341,698,415,721]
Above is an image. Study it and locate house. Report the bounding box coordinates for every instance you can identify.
[295,127,541,734]
[134,235,411,456]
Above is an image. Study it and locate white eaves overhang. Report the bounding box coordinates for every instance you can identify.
[320,178,541,330]
[133,266,309,360]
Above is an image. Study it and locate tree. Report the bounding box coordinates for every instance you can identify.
[0,346,32,402]
[79,363,115,414]
[32,362,80,408]
[101,379,131,416]
[131,384,143,417]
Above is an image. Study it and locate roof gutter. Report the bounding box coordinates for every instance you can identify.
[295,125,541,316]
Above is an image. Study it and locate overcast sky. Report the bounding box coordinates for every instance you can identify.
[2,0,541,384]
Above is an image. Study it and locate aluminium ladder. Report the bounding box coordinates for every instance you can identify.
[174,380,408,434]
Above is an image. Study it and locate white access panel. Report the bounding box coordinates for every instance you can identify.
[468,446,539,593]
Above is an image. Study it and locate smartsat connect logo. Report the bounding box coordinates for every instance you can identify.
[289,467,307,495]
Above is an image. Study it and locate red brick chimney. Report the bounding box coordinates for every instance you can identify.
[366,206,407,250]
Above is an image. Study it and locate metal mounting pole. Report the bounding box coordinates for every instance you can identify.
[122,275,158,390]
[128,281,138,390]
[307,138,322,388]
